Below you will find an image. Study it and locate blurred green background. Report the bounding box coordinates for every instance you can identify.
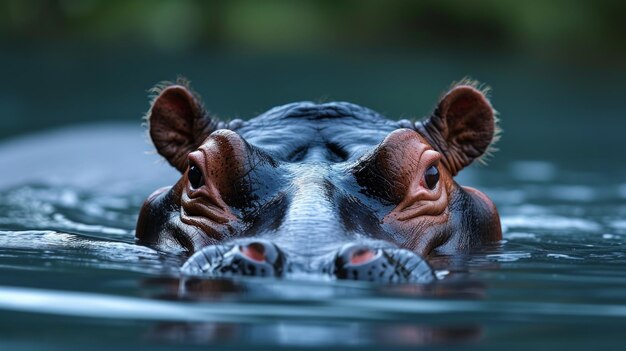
[1,0,625,166]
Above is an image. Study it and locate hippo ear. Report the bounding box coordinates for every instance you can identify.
[415,84,499,176]
[147,84,218,172]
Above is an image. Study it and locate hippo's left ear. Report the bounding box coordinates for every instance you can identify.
[147,83,219,172]
[415,83,499,176]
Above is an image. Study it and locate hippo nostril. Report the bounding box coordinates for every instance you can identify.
[337,244,381,268]
[239,242,266,263]
[334,244,435,284]
[335,244,384,280]
[181,240,285,278]
[231,240,283,277]
[237,240,280,265]
[350,248,377,265]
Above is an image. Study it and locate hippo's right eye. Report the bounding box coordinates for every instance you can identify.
[424,165,439,190]
[188,164,204,189]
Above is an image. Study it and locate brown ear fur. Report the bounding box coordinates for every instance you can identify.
[416,82,499,176]
[147,83,218,172]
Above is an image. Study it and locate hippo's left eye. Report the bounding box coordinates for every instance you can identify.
[188,164,204,189]
[424,165,439,190]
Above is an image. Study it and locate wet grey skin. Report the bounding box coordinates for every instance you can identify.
[137,82,502,284]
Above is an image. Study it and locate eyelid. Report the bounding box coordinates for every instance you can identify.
[426,159,440,170]
[188,160,199,170]
[421,150,441,169]
[187,150,204,169]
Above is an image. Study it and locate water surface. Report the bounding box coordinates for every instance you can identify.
[0,124,624,350]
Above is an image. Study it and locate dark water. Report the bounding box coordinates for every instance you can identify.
[0,123,624,350]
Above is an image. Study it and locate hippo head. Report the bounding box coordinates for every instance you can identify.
[136,80,501,284]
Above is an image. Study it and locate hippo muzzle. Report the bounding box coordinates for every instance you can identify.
[181,240,435,283]
[136,79,502,284]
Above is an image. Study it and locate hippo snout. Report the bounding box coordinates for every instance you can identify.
[181,240,435,284]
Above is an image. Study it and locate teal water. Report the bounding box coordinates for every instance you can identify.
[1,49,626,349]
[0,123,624,350]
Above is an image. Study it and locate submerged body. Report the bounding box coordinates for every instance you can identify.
[136,80,501,283]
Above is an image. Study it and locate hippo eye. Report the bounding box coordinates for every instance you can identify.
[424,165,439,190]
[188,164,204,189]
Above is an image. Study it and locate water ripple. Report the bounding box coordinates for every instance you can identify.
[0,286,624,322]
[502,215,601,232]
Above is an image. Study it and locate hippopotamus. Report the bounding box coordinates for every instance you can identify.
[136,79,501,284]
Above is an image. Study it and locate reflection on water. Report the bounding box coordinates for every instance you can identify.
[0,126,625,349]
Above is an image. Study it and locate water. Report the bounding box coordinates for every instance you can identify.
[0,124,624,350]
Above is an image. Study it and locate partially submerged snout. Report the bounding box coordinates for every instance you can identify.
[181,239,435,284]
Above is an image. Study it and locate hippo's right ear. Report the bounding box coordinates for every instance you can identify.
[147,84,218,172]
[415,83,499,176]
